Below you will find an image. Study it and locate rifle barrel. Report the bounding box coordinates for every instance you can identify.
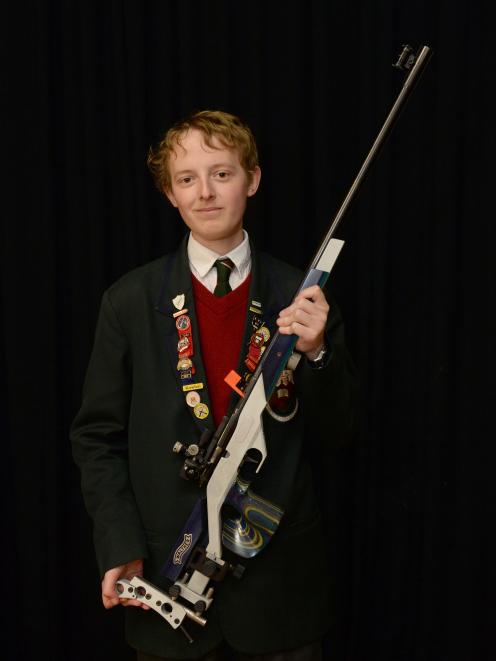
[204,44,433,470]
[311,45,432,270]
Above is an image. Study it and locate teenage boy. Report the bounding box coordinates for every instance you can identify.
[71,110,356,661]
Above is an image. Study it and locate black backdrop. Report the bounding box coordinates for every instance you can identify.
[2,1,494,660]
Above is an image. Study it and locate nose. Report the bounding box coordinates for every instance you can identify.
[198,176,215,200]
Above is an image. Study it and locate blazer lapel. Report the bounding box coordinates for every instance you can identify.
[154,235,215,433]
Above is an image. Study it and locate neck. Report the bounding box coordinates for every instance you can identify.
[191,229,244,255]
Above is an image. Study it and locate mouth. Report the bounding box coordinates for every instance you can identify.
[196,207,222,213]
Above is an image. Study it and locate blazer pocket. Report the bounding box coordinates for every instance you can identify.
[278,510,322,539]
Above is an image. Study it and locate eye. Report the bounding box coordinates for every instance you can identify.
[178,176,193,185]
[215,170,231,179]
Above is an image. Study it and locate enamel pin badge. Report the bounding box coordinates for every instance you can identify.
[173,294,185,311]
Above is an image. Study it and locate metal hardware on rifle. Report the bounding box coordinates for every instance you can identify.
[175,415,233,487]
[180,626,194,644]
[119,43,432,642]
[173,441,200,457]
[168,584,181,598]
[188,546,229,580]
[115,576,207,643]
[393,44,416,70]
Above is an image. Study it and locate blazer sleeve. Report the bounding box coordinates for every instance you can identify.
[299,286,359,450]
[70,289,148,577]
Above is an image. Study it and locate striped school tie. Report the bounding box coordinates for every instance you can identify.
[213,258,234,296]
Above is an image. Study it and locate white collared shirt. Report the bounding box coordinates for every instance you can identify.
[187,231,252,293]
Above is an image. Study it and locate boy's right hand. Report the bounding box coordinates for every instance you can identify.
[101,559,150,610]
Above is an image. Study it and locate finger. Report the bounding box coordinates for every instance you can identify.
[278,324,293,335]
[293,298,328,317]
[102,593,120,609]
[277,315,305,334]
[294,296,329,318]
[290,308,313,328]
[279,294,328,321]
[102,576,120,609]
[276,315,293,328]
[278,303,296,318]
[277,304,308,322]
[278,307,324,331]
[295,285,324,303]
[289,321,324,345]
[120,598,151,610]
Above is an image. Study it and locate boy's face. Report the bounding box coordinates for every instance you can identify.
[166,129,260,253]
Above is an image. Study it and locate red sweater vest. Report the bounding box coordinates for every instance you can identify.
[192,274,252,426]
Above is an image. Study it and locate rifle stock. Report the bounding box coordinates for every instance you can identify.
[221,476,284,558]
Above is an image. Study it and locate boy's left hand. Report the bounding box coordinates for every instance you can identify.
[276,285,329,359]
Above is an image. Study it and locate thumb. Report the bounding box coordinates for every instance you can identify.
[101,566,123,609]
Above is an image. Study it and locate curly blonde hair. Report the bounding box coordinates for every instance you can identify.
[147,110,259,193]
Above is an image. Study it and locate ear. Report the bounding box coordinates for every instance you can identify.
[164,187,178,207]
[247,166,261,197]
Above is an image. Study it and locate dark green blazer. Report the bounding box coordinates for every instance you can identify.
[71,235,356,659]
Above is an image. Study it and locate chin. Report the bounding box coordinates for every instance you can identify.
[197,224,241,240]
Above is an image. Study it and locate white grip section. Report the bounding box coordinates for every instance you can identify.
[315,238,344,273]
[205,376,267,559]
